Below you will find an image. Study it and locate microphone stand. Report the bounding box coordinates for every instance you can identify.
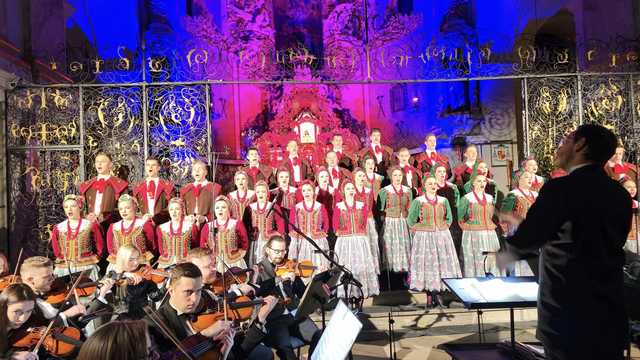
[269,202,363,292]
[270,202,360,360]
[268,200,364,314]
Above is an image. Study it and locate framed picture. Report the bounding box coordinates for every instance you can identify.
[491,143,513,166]
[298,121,317,144]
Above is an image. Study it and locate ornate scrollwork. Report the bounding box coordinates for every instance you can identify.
[526,77,579,175]
[147,85,209,185]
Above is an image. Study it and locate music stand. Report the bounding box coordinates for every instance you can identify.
[295,268,341,325]
[442,277,539,353]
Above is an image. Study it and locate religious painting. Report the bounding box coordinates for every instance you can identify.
[298,121,317,144]
[490,142,513,166]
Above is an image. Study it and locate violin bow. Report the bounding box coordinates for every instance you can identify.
[142,305,194,360]
[11,248,23,282]
[32,270,87,354]
[220,248,229,324]
[215,254,245,285]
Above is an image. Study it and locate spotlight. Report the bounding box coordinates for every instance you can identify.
[411,96,419,103]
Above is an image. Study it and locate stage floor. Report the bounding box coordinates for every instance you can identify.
[301,290,640,359]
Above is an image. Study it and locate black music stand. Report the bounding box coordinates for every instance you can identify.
[442,277,539,354]
[295,268,341,325]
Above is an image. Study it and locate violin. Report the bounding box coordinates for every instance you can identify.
[190,295,265,333]
[13,326,82,358]
[43,278,73,306]
[144,306,227,360]
[134,265,171,284]
[44,275,96,306]
[0,274,21,291]
[275,260,316,278]
[210,267,252,294]
[159,333,223,360]
[0,249,23,291]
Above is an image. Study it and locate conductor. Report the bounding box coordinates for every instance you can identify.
[500,124,632,360]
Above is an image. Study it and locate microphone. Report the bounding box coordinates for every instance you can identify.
[481,251,498,255]
[340,270,363,288]
[265,191,282,218]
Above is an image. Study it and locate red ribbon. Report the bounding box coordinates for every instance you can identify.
[614,163,628,174]
[193,184,203,198]
[147,180,156,199]
[248,166,260,181]
[93,178,107,193]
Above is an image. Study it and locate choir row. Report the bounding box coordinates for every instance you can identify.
[46,131,640,301]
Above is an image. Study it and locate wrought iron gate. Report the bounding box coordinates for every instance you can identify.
[4,72,640,259]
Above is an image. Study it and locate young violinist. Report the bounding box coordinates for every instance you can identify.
[20,256,87,326]
[51,195,103,281]
[187,248,279,359]
[155,198,200,268]
[253,235,322,360]
[200,196,249,272]
[187,248,256,299]
[77,320,154,360]
[132,156,175,225]
[143,262,277,360]
[19,257,109,331]
[102,245,164,320]
[0,283,40,360]
[106,195,155,272]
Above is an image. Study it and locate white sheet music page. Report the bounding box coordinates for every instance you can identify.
[311,300,363,360]
[470,278,538,302]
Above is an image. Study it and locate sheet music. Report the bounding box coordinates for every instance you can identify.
[311,300,362,360]
[469,278,538,303]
